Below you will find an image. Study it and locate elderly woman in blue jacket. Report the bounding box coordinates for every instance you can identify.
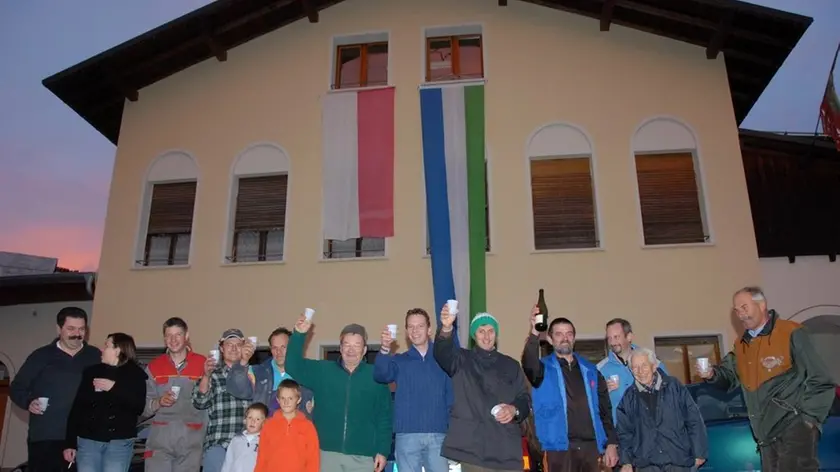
[615,348,708,472]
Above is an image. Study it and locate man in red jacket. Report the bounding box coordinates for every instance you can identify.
[143,317,207,472]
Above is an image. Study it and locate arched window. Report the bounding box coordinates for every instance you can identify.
[632,117,710,246]
[526,123,600,250]
[226,143,290,263]
[135,151,199,266]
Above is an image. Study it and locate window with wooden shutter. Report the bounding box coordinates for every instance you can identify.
[142,181,197,266]
[230,175,288,263]
[530,157,598,250]
[635,153,707,245]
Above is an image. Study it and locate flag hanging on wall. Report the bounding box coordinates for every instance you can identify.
[322,87,395,240]
[419,84,487,346]
[820,70,840,152]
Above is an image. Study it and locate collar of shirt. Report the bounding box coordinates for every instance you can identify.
[748,321,768,338]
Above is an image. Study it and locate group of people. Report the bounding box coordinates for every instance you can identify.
[8,286,838,472]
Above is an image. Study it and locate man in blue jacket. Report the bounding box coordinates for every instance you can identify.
[597,318,667,424]
[226,327,313,418]
[522,309,619,471]
[374,308,452,472]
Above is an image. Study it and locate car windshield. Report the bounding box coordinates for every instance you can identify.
[688,383,749,421]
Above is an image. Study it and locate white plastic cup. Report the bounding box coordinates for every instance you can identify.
[304,308,315,320]
[209,349,220,362]
[387,324,397,338]
[170,385,181,400]
[696,357,710,373]
[248,336,258,345]
[447,299,459,315]
[491,404,502,417]
[38,397,49,411]
[609,374,620,385]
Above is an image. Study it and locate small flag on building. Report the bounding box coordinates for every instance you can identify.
[819,43,840,152]
[321,87,396,240]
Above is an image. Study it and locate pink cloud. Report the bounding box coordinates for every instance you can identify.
[0,224,103,271]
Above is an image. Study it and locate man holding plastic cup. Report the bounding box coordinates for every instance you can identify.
[286,314,393,472]
[192,328,251,472]
[10,307,101,472]
[143,317,208,472]
[434,304,530,472]
[374,307,453,472]
[697,286,835,472]
[596,318,668,425]
[226,327,314,418]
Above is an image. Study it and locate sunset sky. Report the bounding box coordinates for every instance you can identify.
[0,0,838,271]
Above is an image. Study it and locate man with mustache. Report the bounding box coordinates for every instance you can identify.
[374,308,452,472]
[10,307,102,472]
[522,309,619,472]
[698,286,835,472]
[596,318,667,425]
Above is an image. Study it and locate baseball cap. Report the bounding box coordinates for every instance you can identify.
[340,323,368,343]
[220,328,244,341]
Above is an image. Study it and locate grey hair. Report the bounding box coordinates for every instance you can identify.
[735,286,766,302]
[628,347,660,368]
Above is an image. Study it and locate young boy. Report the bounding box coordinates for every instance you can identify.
[255,379,319,472]
[221,402,268,472]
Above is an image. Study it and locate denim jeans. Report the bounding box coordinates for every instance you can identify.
[395,433,449,472]
[76,437,135,472]
[201,445,227,472]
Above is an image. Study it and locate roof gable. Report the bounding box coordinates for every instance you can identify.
[42,0,811,144]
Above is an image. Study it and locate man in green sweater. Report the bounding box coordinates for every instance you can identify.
[286,314,393,472]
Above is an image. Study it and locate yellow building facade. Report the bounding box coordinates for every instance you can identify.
[60,0,808,379]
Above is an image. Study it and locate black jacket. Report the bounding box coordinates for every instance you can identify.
[615,373,708,468]
[433,329,531,470]
[65,361,148,448]
[9,340,102,441]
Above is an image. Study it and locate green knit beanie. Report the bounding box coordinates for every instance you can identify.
[470,312,499,339]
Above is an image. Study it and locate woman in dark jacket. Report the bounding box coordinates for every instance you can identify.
[63,333,148,472]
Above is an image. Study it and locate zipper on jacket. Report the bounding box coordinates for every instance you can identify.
[342,371,353,450]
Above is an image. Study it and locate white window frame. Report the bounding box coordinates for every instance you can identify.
[223,142,291,266]
[133,150,200,269]
[630,116,713,249]
[524,122,603,253]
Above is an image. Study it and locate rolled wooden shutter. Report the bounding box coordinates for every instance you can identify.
[530,157,597,250]
[635,153,705,245]
[147,182,197,234]
[234,175,288,231]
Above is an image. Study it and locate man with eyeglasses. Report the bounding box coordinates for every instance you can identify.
[192,329,251,472]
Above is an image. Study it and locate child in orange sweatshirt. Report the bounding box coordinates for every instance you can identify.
[255,379,319,472]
